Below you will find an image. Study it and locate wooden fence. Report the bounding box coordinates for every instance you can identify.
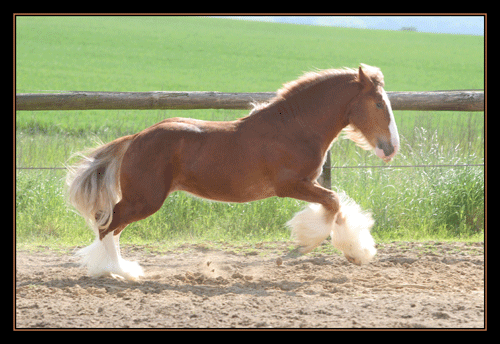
[15,90,485,189]
[16,90,484,112]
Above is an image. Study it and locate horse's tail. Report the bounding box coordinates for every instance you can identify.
[66,135,135,234]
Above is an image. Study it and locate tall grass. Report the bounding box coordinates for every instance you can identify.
[332,127,484,241]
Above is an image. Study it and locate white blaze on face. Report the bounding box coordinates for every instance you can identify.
[374,89,400,162]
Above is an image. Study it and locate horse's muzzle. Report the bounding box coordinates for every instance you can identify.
[375,139,398,162]
[377,140,394,156]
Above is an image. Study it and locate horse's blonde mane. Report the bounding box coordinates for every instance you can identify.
[277,67,358,99]
[250,65,384,115]
[250,67,356,114]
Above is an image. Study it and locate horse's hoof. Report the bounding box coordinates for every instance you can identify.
[345,255,362,266]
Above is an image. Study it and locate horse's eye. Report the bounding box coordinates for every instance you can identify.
[376,102,384,109]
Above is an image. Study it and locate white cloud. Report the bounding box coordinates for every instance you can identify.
[311,16,368,29]
[216,15,484,35]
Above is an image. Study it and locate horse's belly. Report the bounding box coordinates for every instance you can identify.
[175,175,276,203]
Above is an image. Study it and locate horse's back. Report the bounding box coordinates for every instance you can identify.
[121,117,275,203]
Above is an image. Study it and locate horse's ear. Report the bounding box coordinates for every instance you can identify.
[357,66,374,89]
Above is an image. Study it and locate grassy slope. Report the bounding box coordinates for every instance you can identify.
[15,16,484,246]
[16,16,484,93]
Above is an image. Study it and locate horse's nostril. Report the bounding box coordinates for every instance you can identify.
[377,140,394,157]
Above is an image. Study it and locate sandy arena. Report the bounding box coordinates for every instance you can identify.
[16,241,484,329]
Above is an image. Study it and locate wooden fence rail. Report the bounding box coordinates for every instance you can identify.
[16,90,484,112]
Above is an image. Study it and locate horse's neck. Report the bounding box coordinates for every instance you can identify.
[239,77,358,153]
[280,80,356,150]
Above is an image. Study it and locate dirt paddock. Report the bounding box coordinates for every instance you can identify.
[16,241,484,329]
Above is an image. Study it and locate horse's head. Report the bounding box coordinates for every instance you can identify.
[345,64,400,163]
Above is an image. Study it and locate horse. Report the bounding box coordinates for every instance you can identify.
[66,64,399,280]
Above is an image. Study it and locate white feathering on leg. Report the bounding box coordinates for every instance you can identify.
[288,203,333,254]
[75,231,143,280]
[331,194,376,265]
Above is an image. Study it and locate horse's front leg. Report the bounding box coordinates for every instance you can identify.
[277,180,340,254]
[280,180,377,265]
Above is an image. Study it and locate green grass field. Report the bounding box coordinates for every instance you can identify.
[15,16,484,247]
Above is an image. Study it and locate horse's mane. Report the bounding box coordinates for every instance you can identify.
[250,64,384,115]
[277,67,357,100]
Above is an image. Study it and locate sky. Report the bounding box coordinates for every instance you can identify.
[221,16,485,36]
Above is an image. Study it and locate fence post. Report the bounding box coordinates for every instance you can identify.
[318,150,332,189]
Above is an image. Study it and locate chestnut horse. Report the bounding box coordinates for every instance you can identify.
[67,64,399,280]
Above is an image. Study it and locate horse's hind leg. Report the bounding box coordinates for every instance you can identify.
[75,223,144,280]
[80,198,167,281]
[82,160,172,280]
[101,146,174,240]
[99,193,168,240]
[102,174,170,280]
